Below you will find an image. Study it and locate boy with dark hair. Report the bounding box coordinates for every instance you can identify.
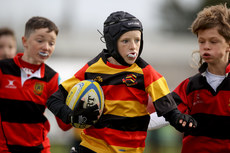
[0,16,71,153]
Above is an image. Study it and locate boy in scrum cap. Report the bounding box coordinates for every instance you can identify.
[47,11,197,153]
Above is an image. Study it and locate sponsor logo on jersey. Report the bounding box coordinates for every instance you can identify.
[34,82,44,95]
[5,80,17,89]
[193,93,204,106]
[122,74,137,86]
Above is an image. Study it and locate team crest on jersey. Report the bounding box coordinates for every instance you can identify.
[34,82,44,95]
[93,76,103,82]
[122,74,137,86]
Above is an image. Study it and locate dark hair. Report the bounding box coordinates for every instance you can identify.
[24,16,59,37]
[0,28,16,39]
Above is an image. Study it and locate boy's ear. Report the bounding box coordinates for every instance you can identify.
[226,41,230,52]
[22,36,27,47]
[228,42,230,52]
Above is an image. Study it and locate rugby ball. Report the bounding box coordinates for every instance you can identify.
[66,80,104,128]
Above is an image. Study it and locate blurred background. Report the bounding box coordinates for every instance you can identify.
[1,0,230,152]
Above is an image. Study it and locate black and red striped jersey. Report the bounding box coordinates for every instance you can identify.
[48,49,177,153]
[172,62,230,153]
[0,53,71,153]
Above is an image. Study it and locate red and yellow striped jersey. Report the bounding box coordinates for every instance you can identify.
[60,50,176,153]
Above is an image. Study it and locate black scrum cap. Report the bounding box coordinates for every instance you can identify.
[103,11,143,66]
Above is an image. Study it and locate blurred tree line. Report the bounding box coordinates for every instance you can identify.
[160,0,230,34]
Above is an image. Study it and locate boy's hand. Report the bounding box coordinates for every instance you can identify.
[175,113,197,132]
[163,109,197,132]
[69,98,99,127]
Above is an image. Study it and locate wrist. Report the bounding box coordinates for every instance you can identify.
[163,108,180,123]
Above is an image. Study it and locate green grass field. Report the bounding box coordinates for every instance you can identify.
[50,126,182,153]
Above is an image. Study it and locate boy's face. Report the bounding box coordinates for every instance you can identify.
[22,28,57,65]
[117,30,141,65]
[0,35,17,60]
[198,27,230,65]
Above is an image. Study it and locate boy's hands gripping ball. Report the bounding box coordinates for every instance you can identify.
[66,80,104,128]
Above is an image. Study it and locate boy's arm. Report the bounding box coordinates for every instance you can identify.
[46,72,72,130]
[146,76,197,132]
[153,93,197,133]
[47,85,72,124]
[47,84,100,128]
[162,108,197,132]
[47,64,100,128]
[147,96,169,130]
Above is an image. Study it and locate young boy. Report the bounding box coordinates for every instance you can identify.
[170,4,230,153]
[0,16,71,153]
[0,28,17,60]
[47,11,197,153]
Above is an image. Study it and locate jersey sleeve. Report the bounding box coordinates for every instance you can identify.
[143,65,177,116]
[46,72,73,130]
[147,96,169,130]
[46,64,89,125]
